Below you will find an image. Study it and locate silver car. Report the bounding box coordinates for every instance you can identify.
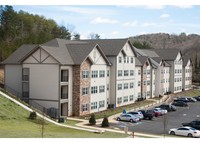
[117,114,140,123]
[127,111,144,120]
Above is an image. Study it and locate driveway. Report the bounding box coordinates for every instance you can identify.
[110,102,200,135]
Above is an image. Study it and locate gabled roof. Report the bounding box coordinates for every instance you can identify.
[66,43,111,65]
[1,44,38,64]
[140,49,159,57]
[183,56,193,67]
[154,49,182,61]
[134,47,148,57]
[81,38,137,57]
[135,58,142,66]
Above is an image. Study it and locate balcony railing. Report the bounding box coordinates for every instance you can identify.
[61,93,68,99]
[22,75,29,81]
[61,76,68,82]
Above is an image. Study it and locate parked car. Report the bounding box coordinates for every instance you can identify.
[127,111,144,120]
[187,97,197,102]
[193,96,200,101]
[154,107,167,115]
[172,101,188,107]
[138,110,155,120]
[156,104,176,112]
[182,120,200,130]
[153,108,162,117]
[168,126,200,138]
[174,97,189,102]
[117,114,140,123]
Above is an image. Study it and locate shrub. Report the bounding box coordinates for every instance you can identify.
[89,114,96,125]
[29,112,37,120]
[101,117,109,127]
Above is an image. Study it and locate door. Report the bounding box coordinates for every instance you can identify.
[61,103,68,116]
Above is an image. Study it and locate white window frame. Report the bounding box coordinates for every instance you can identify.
[91,86,98,94]
[99,85,105,93]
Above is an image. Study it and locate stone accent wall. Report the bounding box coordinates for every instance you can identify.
[142,64,147,99]
[72,65,81,116]
[72,58,91,116]
[79,59,91,116]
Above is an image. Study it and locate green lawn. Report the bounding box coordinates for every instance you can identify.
[0,95,128,138]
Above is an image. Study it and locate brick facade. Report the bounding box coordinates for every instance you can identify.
[72,58,91,116]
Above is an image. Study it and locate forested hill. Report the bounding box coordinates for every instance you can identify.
[130,33,200,82]
[0,5,71,61]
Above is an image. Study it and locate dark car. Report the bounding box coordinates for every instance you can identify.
[174,97,189,103]
[182,120,200,130]
[172,101,188,107]
[156,104,176,112]
[138,110,155,120]
[193,96,200,101]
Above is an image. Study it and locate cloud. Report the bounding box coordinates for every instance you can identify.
[160,14,170,18]
[90,17,118,24]
[174,5,193,9]
[123,21,138,27]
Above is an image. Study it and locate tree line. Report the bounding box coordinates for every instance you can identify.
[0,5,71,61]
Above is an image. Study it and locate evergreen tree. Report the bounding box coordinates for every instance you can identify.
[101,117,109,127]
[89,114,96,125]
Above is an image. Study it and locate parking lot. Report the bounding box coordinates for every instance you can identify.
[110,101,200,135]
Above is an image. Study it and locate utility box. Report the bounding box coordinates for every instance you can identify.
[58,117,65,123]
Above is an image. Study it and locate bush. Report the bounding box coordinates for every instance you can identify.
[89,114,96,125]
[29,112,37,120]
[101,117,109,127]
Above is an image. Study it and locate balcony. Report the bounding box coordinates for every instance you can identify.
[61,93,68,99]
[22,91,29,98]
[61,76,68,82]
[22,75,29,81]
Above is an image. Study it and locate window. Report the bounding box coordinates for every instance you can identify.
[124,70,129,76]
[117,97,122,104]
[91,102,97,110]
[124,57,126,63]
[147,70,150,75]
[107,84,109,91]
[147,80,150,85]
[138,81,141,86]
[130,70,134,76]
[118,84,122,90]
[127,57,129,63]
[144,80,147,85]
[99,85,105,93]
[130,82,134,88]
[144,69,147,75]
[99,70,105,78]
[82,70,89,78]
[124,83,128,89]
[91,71,98,78]
[107,70,109,77]
[138,92,141,98]
[99,100,105,108]
[118,70,123,77]
[82,87,89,95]
[119,57,122,63]
[124,96,128,103]
[147,91,150,97]
[131,57,134,63]
[129,95,134,101]
[138,69,141,75]
[82,104,88,112]
[91,86,98,94]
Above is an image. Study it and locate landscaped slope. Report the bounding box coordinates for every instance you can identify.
[0,95,128,138]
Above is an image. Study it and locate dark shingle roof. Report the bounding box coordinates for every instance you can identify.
[183,57,192,67]
[137,56,149,65]
[80,39,131,56]
[154,49,181,60]
[135,58,142,66]
[140,49,159,57]
[1,44,38,64]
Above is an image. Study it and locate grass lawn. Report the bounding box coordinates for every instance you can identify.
[175,89,200,97]
[0,95,129,138]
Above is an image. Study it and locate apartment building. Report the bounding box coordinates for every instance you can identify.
[183,57,193,90]
[2,39,111,116]
[2,38,193,117]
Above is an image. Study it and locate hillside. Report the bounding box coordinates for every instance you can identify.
[130,33,200,82]
[0,94,127,138]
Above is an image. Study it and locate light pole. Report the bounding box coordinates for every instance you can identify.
[163,113,168,138]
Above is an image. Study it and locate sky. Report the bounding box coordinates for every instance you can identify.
[11,5,200,39]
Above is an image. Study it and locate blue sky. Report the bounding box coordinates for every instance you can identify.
[12,5,200,39]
